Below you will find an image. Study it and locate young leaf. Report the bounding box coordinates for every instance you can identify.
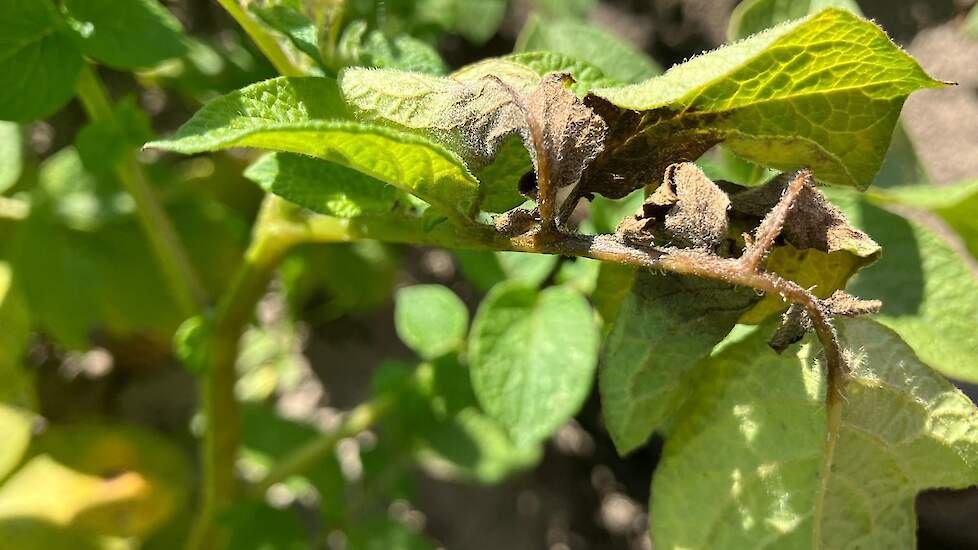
[600,272,758,454]
[651,319,978,548]
[469,283,599,446]
[0,0,84,122]
[147,77,480,221]
[515,15,660,84]
[583,9,944,197]
[62,0,188,69]
[394,285,469,359]
[829,191,978,383]
[244,152,404,218]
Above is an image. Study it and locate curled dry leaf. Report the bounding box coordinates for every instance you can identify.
[617,163,729,250]
[769,290,883,353]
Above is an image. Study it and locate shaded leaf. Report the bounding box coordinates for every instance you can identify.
[469,283,599,446]
[63,0,188,69]
[244,152,404,218]
[221,500,306,550]
[600,272,757,454]
[651,319,978,548]
[149,76,480,221]
[583,9,943,197]
[515,15,659,84]
[0,0,84,122]
[250,3,322,65]
[453,249,559,293]
[0,263,34,408]
[75,96,156,177]
[394,285,469,359]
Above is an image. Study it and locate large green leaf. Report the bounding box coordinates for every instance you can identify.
[244,152,404,218]
[827,191,978,383]
[63,0,188,69]
[469,283,599,446]
[599,272,758,454]
[583,9,943,197]
[651,319,978,548]
[149,76,480,220]
[394,285,469,360]
[0,0,83,122]
[515,15,659,84]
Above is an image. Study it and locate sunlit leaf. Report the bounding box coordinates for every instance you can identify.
[63,0,188,69]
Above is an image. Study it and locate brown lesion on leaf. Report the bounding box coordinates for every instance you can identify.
[770,290,882,353]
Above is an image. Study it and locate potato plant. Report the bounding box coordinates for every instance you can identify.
[2,0,978,549]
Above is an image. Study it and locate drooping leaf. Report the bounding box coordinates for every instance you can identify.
[469,283,599,446]
[0,122,22,193]
[62,0,188,69]
[515,15,659,84]
[394,285,469,359]
[828,190,978,383]
[244,152,404,218]
[600,272,758,454]
[651,319,978,548]
[582,9,944,198]
[0,423,189,539]
[148,76,480,221]
[0,0,84,122]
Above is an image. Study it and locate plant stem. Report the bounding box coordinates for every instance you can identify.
[185,198,300,550]
[75,65,208,316]
[215,0,305,77]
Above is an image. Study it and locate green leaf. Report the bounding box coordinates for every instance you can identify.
[62,0,188,69]
[504,51,619,95]
[453,249,559,292]
[651,319,978,548]
[472,135,531,213]
[600,272,758,454]
[0,263,34,409]
[394,285,469,359]
[148,76,480,221]
[868,179,978,260]
[244,152,404,218]
[585,9,943,196]
[221,501,306,550]
[337,21,447,74]
[469,283,599,446]
[828,191,978,383]
[250,3,322,65]
[515,15,659,84]
[347,518,434,550]
[0,0,84,122]
[528,0,595,19]
[450,0,508,44]
[0,122,22,193]
[728,0,860,42]
[968,3,978,38]
[0,404,33,482]
[75,96,156,177]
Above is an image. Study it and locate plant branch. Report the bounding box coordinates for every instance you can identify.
[75,64,207,316]
[215,0,305,77]
[740,168,810,272]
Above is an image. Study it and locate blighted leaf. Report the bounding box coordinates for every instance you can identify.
[828,191,978,383]
[63,0,188,69]
[768,289,880,352]
[0,122,22,193]
[583,9,944,197]
[394,285,469,359]
[148,77,480,221]
[651,319,978,548]
[244,152,404,218]
[730,173,881,323]
[469,283,599,446]
[515,15,659,84]
[0,423,189,539]
[600,272,758,454]
[617,163,729,250]
[0,0,84,122]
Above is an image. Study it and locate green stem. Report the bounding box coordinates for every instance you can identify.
[75,65,208,316]
[185,198,300,550]
[215,0,305,77]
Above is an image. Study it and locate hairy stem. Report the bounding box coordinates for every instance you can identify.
[76,64,207,317]
[215,0,305,77]
[185,199,301,550]
[740,169,810,272]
